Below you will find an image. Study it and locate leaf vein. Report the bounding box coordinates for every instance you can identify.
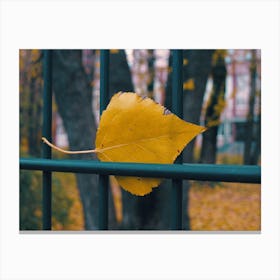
[96,133,182,153]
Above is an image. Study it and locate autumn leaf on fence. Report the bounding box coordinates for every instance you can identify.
[42,92,206,196]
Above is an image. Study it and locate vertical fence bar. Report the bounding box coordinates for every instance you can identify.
[42,50,52,230]
[171,50,183,230]
[98,50,110,229]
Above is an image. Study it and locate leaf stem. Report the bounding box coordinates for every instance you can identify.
[41,137,98,154]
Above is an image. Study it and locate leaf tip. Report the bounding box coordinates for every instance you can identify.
[201,126,208,133]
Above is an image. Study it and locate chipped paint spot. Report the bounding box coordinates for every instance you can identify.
[163,108,172,115]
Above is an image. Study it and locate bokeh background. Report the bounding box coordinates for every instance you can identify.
[19,49,261,230]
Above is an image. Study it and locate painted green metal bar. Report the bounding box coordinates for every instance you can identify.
[99,50,110,229]
[42,50,52,230]
[171,50,183,229]
[20,158,261,184]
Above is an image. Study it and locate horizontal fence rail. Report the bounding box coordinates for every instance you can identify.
[20,158,261,184]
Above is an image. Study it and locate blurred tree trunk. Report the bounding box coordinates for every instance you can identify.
[108,50,134,98]
[165,50,214,229]
[52,50,100,229]
[200,50,227,164]
[147,49,155,98]
[243,50,258,165]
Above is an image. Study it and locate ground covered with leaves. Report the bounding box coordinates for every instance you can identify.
[49,177,260,231]
[189,181,260,230]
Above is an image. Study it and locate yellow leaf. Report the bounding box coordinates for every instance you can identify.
[95,92,205,196]
[183,79,195,91]
[42,92,206,196]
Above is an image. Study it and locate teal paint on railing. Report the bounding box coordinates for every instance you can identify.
[20,158,261,184]
[171,50,184,229]
[99,50,110,230]
[42,50,52,230]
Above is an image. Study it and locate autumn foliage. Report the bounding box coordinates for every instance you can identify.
[95,92,205,195]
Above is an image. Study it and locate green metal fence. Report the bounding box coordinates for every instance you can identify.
[19,49,261,230]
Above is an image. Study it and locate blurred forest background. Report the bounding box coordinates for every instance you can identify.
[20,49,261,230]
